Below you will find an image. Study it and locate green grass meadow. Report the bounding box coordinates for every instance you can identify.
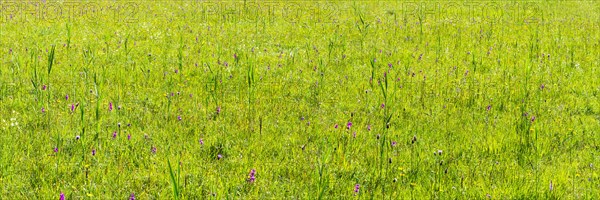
[1,0,600,199]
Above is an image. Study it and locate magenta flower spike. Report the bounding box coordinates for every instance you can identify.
[247,169,256,183]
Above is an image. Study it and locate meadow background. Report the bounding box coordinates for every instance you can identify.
[1,0,600,199]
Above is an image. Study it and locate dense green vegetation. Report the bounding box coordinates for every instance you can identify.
[1,1,599,199]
